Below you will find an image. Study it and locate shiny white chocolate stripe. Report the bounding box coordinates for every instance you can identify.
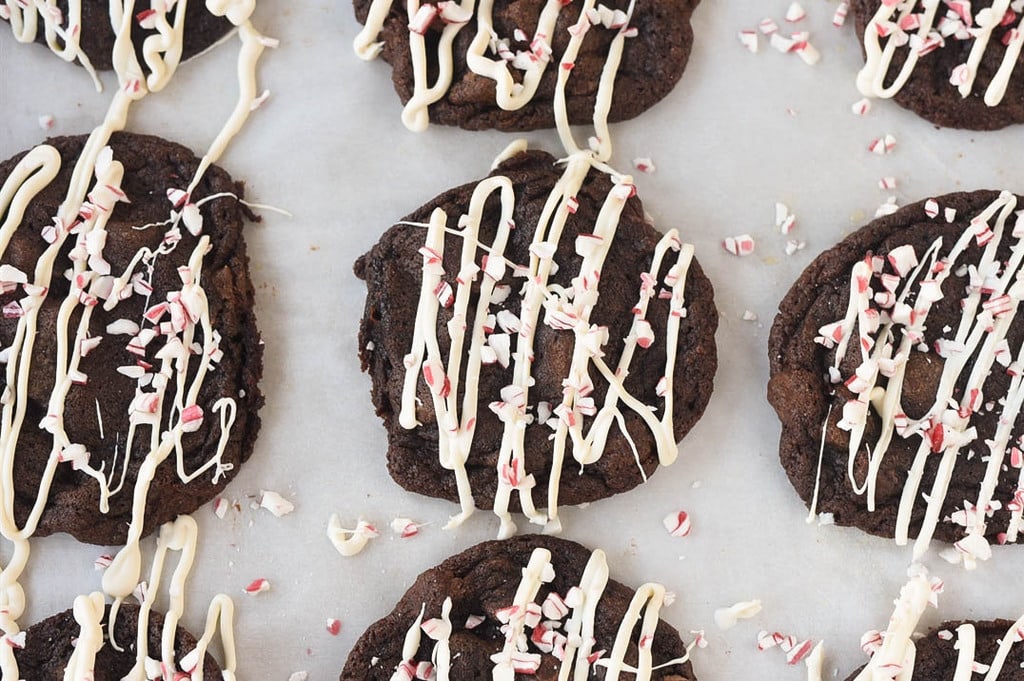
[820,191,1024,565]
[857,0,1024,108]
[400,145,695,537]
[854,570,1024,680]
[0,1,268,678]
[4,0,101,88]
[390,547,687,681]
[354,0,640,132]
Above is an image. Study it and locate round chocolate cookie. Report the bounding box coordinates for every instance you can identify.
[355,149,717,533]
[3,2,232,72]
[14,602,221,679]
[843,618,1024,680]
[352,0,701,131]
[851,0,1024,130]
[769,190,1024,555]
[0,132,263,546]
[341,535,696,681]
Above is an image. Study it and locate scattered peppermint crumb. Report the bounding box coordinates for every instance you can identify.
[851,98,871,115]
[213,497,230,519]
[94,554,113,571]
[742,310,759,322]
[784,239,807,256]
[38,114,55,130]
[390,517,422,538]
[775,203,796,234]
[288,673,308,681]
[878,176,897,190]
[759,17,779,35]
[868,134,896,155]
[327,618,342,636]
[818,512,835,526]
[259,490,295,517]
[723,234,755,256]
[785,2,806,22]
[690,630,708,649]
[633,157,656,173]
[738,29,759,52]
[875,196,899,217]
[663,510,692,537]
[244,578,271,595]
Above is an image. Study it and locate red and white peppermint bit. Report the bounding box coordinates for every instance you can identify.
[738,29,759,52]
[868,134,896,154]
[785,2,806,22]
[662,510,692,537]
[465,614,485,629]
[833,1,849,26]
[851,97,871,115]
[875,197,899,217]
[3,632,25,649]
[633,157,656,173]
[244,577,271,595]
[390,517,422,538]
[759,17,779,34]
[860,629,882,655]
[408,3,438,34]
[722,234,755,256]
[213,497,230,519]
[937,629,953,641]
[775,203,796,234]
[38,114,55,130]
[691,630,708,649]
[795,39,820,65]
[742,310,759,322]
[924,198,940,218]
[326,618,342,636]
[878,176,897,190]
[542,592,570,620]
[786,639,814,665]
[259,490,295,517]
[949,63,971,86]
[94,553,113,570]
[757,630,778,651]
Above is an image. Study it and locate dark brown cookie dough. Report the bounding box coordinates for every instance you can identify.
[3,1,232,72]
[353,0,701,131]
[843,619,1024,680]
[355,149,717,516]
[769,190,1024,544]
[851,0,1024,130]
[341,535,696,681]
[0,132,263,546]
[14,602,221,679]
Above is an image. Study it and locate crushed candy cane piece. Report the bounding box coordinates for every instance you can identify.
[327,515,380,557]
[785,239,807,256]
[327,618,342,636]
[834,1,849,26]
[742,310,759,322]
[714,600,762,630]
[663,510,692,537]
[633,157,656,173]
[878,176,897,190]
[852,98,871,115]
[738,29,759,52]
[213,497,230,519]
[244,578,270,595]
[759,17,779,34]
[390,517,422,538]
[94,554,113,570]
[723,234,755,256]
[259,490,295,517]
[785,2,806,22]
[38,114,55,130]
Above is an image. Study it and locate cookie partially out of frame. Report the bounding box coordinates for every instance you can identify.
[352,0,701,131]
[0,132,263,545]
[341,535,696,680]
[851,0,1024,130]
[355,149,717,531]
[2,2,232,72]
[14,603,221,679]
[844,618,1024,680]
[769,190,1024,558]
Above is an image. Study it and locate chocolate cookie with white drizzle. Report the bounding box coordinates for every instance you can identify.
[355,145,717,538]
[851,0,1024,130]
[352,0,701,131]
[341,535,696,681]
[2,1,235,86]
[0,131,263,547]
[769,190,1024,569]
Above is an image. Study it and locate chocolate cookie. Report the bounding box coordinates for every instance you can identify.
[3,1,232,72]
[341,535,696,681]
[844,618,1024,680]
[0,131,263,546]
[769,190,1024,564]
[355,148,717,536]
[13,602,221,679]
[851,0,1024,130]
[352,0,701,131]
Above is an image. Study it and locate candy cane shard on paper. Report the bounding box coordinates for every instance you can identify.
[340,536,697,681]
[770,190,1024,567]
[0,2,272,679]
[351,0,701,131]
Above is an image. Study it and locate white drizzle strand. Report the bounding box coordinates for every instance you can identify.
[0,1,271,679]
[354,0,642,131]
[857,0,1024,108]
[852,565,1024,681]
[386,547,691,681]
[814,191,1024,568]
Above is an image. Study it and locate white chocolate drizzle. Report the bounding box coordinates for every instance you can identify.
[857,0,1024,109]
[853,566,1024,680]
[388,547,691,681]
[0,2,270,678]
[814,191,1024,567]
[354,0,642,131]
